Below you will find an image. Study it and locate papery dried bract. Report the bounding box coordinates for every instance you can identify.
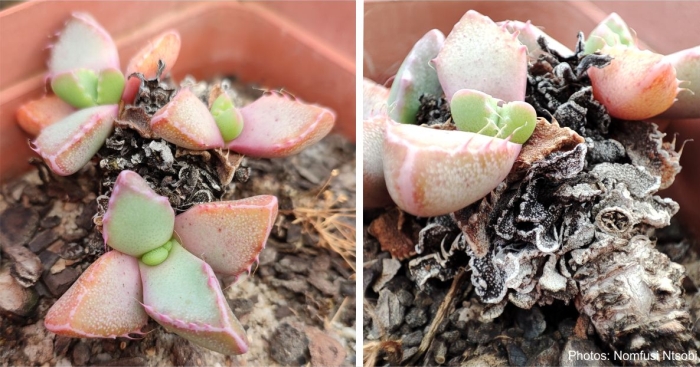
[588,46,680,120]
[31,105,117,176]
[387,29,445,124]
[227,93,335,158]
[363,116,393,208]
[140,242,249,355]
[174,196,278,276]
[102,170,175,257]
[501,20,574,59]
[150,88,225,150]
[433,10,527,102]
[16,95,75,136]
[658,46,700,119]
[123,30,181,104]
[48,12,119,77]
[383,122,521,217]
[45,251,148,338]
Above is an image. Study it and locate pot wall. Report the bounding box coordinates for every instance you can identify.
[0,1,355,183]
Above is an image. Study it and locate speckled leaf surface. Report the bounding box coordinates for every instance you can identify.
[16,95,75,136]
[658,46,700,119]
[433,10,527,102]
[102,170,175,257]
[48,12,119,77]
[30,105,117,176]
[363,78,390,120]
[227,93,335,158]
[140,242,249,355]
[174,196,278,276]
[363,116,393,208]
[589,46,680,120]
[388,29,445,124]
[383,122,521,217]
[45,251,147,338]
[150,88,225,150]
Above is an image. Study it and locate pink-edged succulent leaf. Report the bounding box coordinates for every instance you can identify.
[210,94,244,142]
[501,20,574,59]
[16,95,76,136]
[363,78,389,120]
[584,13,636,54]
[123,30,181,104]
[140,241,249,355]
[451,89,536,144]
[363,116,393,208]
[658,46,700,119]
[150,88,225,150]
[45,251,148,338]
[383,122,521,217]
[48,13,119,78]
[432,10,528,102]
[174,196,278,276]
[589,45,680,120]
[102,170,175,257]
[388,29,445,124]
[226,92,335,158]
[30,105,117,176]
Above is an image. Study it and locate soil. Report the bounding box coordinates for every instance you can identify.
[0,80,356,366]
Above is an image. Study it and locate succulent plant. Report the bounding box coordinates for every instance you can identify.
[18,12,335,176]
[45,170,278,355]
[363,10,537,217]
[583,13,699,120]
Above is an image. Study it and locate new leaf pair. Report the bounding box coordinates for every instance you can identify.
[46,170,278,355]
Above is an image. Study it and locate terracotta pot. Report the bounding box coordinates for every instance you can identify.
[0,0,355,183]
[364,1,700,235]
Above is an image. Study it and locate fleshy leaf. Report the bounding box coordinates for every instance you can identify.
[584,13,636,54]
[501,20,574,59]
[125,30,181,79]
[30,105,117,176]
[49,12,119,77]
[363,116,393,208]
[96,68,126,105]
[150,88,225,150]
[588,45,680,120]
[383,122,521,217]
[226,92,335,158]
[45,251,148,338]
[123,30,181,104]
[432,10,528,102]
[174,196,278,276]
[102,170,175,257]
[658,46,700,119]
[51,69,99,108]
[363,78,389,119]
[451,89,536,144]
[210,94,244,142]
[387,29,445,124]
[140,241,249,355]
[16,95,75,136]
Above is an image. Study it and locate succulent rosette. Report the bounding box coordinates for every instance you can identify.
[19,13,335,176]
[364,9,700,217]
[45,170,278,355]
